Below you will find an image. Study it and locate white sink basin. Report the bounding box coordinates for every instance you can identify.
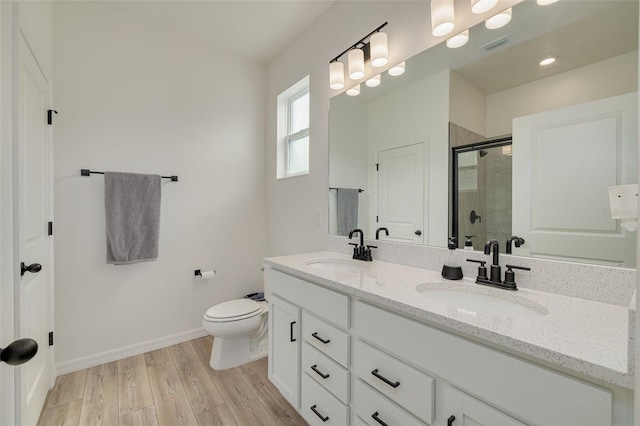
[416,284,548,319]
[306,258,371,274]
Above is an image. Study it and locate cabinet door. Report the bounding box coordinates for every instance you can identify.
[444,386,526,426]
[269,295,301,408]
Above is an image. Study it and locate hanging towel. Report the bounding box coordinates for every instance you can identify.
[105,172,162,265]
[336,188,359,236]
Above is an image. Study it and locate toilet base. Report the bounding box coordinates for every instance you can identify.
[209,334,268,370]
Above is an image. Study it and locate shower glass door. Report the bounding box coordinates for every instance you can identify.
[452,138,512,252]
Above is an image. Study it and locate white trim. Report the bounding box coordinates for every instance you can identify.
[55,328,208,376]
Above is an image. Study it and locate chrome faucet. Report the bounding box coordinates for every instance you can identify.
[348,229,376,261]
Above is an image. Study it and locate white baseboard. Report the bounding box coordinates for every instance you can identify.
[55,328,209,376]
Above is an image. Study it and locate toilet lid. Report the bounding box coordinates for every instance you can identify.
[205,299,262,321]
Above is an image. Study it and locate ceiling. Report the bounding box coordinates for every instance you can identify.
[111,1,336,63]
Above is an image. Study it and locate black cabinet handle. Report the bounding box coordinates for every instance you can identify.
[310,364,330,379]
[20,262,42,276]
[310,405,329,422]
[371,368,400,388]
[372,411,389,426]
[290,321,296,342]
[312,332,330,344]
[448,415,456,426]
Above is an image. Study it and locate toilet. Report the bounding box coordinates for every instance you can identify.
[202,298,268,370]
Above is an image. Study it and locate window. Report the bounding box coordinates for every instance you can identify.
[277,76,310,178]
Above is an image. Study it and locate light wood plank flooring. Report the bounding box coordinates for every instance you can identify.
[38,336,307,426]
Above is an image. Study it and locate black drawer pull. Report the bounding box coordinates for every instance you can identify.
[290,321,296,342]
[448,415,456,426]
[311,364,330,379]
[371,368,400,388]
[310,404,329,422]
[312,332,331,344]
[372,411,388,426]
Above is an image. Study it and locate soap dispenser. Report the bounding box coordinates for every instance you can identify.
[442,237,463,280]
[464,235,475,251]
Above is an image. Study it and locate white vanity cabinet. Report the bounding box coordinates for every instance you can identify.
[268,294,300,408]
[265,266,624,426]
[265,268,351,425]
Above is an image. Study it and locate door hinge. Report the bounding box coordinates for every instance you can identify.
[375,163,379,171]
[48,332,54,346]
[47,109,58,125]
[48,221,53,236]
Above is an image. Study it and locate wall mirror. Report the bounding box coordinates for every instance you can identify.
[329,0,638,268]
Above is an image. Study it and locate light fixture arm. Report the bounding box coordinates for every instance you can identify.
[330,22,388,63]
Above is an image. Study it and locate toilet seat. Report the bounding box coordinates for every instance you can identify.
[204,299,263,323]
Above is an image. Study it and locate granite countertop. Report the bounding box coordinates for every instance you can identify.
[264,251,632,389]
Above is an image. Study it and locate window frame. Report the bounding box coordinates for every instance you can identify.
[285,87,310,177]
[277,76,310,179]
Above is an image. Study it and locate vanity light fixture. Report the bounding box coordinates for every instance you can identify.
[365,74,381,87]
[471,0,498,14]
[539,57,556,66]
[346,84,361,96]
[329,61,345,90]
[536,0,558,5]
[388,61,406,76]
[431,0,455,37]
[447,29,470,48]
[502,145,512,156]
[485,7,512,29]
[328,22,389,89]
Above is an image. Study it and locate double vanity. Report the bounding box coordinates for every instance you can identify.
[263,249,633,426]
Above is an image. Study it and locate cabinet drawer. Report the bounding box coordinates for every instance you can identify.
[302,311,349,367]
[354,380,424,426]
[301,372,349,426]
[354,340,434,424]
[265,269,349,328]
[302,343,350,404]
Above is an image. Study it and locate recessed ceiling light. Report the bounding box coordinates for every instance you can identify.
[536,0,558,5]
[539,57,556,66]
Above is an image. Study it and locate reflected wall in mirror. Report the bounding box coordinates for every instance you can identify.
[328,0,638,268]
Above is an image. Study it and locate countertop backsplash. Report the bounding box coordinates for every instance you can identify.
[327,235,636,308]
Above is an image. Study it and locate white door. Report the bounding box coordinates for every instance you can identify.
[377,143,424,244]
[17,34,53,426]
[268,295,300,409]
[512,93,637,266]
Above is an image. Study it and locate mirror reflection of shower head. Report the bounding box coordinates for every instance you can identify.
[479,150,488,158]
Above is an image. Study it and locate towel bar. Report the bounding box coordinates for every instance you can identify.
[329,187,364,192]
[81,169,178,182]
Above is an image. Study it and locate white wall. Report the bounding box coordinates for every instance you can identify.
[486,51,638,137]
[450,70,487,137]
[367,71,450,246]
[53,2,266,368]
[265,1,497,256]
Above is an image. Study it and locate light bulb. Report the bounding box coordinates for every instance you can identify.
[329,61,344,90]
[446,30,469,48]
[485,8,512,29]
[348,48,365,80]
[366,74,381,87]
[370,32,388,68]
[346,84,360,96]
[388,61,406,76]
[471,0,498,14]
[431,0,455,37]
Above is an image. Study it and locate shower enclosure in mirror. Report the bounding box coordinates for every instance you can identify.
[328,0,638,268]
[452,138,512,253]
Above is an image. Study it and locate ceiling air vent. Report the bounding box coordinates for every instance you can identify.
[481,35,510,51]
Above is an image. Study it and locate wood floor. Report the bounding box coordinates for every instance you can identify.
[38,336,307,426]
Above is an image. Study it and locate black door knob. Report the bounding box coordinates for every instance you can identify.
[20,262,42,276]
[415,230,422,236]
[0,338,38,366]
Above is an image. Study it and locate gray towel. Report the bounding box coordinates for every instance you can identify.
[105,172,162,265]
[336,188,359,236]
